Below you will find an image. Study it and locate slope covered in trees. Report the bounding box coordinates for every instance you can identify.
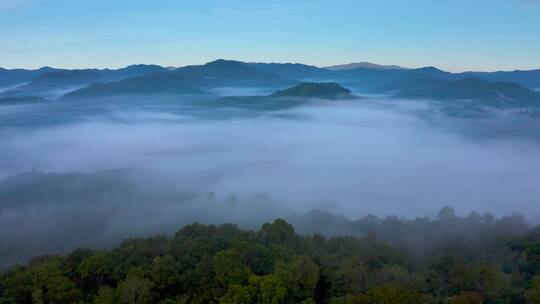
[1,212,540,304]
[270,82,356,99]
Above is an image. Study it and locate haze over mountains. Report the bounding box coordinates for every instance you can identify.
[1,58,540,269]
[1,59,539,106]
[0,64,169,99]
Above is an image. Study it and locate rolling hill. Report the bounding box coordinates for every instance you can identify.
[271,82,356,99]
[61,60,295,99]
[0,66,62,87]
[177,59,293,87]
[61,72,206,99]
[1,65,172,98]
[380,75,540,105]
[213,83,359,111]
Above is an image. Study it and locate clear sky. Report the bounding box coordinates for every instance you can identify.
[1,0,539,72]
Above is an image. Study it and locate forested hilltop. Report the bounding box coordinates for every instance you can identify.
[1,209,540,304]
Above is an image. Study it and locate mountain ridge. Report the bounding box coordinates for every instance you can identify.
[379,75,540,106]
[175,59,293,87]
[271,82,357,99]
[1,59,539,106]
[325,62,409,71]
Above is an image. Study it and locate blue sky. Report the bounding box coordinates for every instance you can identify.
[0,0,539,72]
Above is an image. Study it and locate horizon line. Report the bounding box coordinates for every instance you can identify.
[1,59,539,74]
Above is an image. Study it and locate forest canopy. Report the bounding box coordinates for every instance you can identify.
[1,208,540,304]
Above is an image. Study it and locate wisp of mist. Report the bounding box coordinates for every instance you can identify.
[1,95,539,217]
[1,94,539,266]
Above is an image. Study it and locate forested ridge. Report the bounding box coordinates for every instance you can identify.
[1,208,540,304]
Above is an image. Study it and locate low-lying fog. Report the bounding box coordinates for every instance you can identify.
[1,91,539,266]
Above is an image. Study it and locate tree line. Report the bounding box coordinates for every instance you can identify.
[1,207,540,303]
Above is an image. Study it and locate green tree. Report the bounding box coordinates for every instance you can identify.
[94,286,118,304]
[219,284,256,304]
[0,267,32,303]
[362,284,426,304]
[213,249,252,287]
[260,219,299,248]
[330,255,369,295]
[78,252,114,290]
[44,275,81,303]
[151,255,181,293]
[219,275,287,304]
[252,275,287,304]
[275,255,319,302]
[117,268,153,304]
[527,275,540,303]
[26,257,81,304]
[449,292,483,304]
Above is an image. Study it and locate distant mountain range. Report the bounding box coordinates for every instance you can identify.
[178,59,291,87]
[61,60,293,99]
[0,64,169,97]
[325,62,409,71]
[247,62,331,81]
[1,59,540,107]
[0,66,57,87]
[378,75,540,106]
[61,73,206,99]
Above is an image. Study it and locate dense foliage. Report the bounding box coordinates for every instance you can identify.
[1,208,540,304]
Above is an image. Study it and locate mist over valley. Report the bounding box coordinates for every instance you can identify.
[1,60,540,269]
